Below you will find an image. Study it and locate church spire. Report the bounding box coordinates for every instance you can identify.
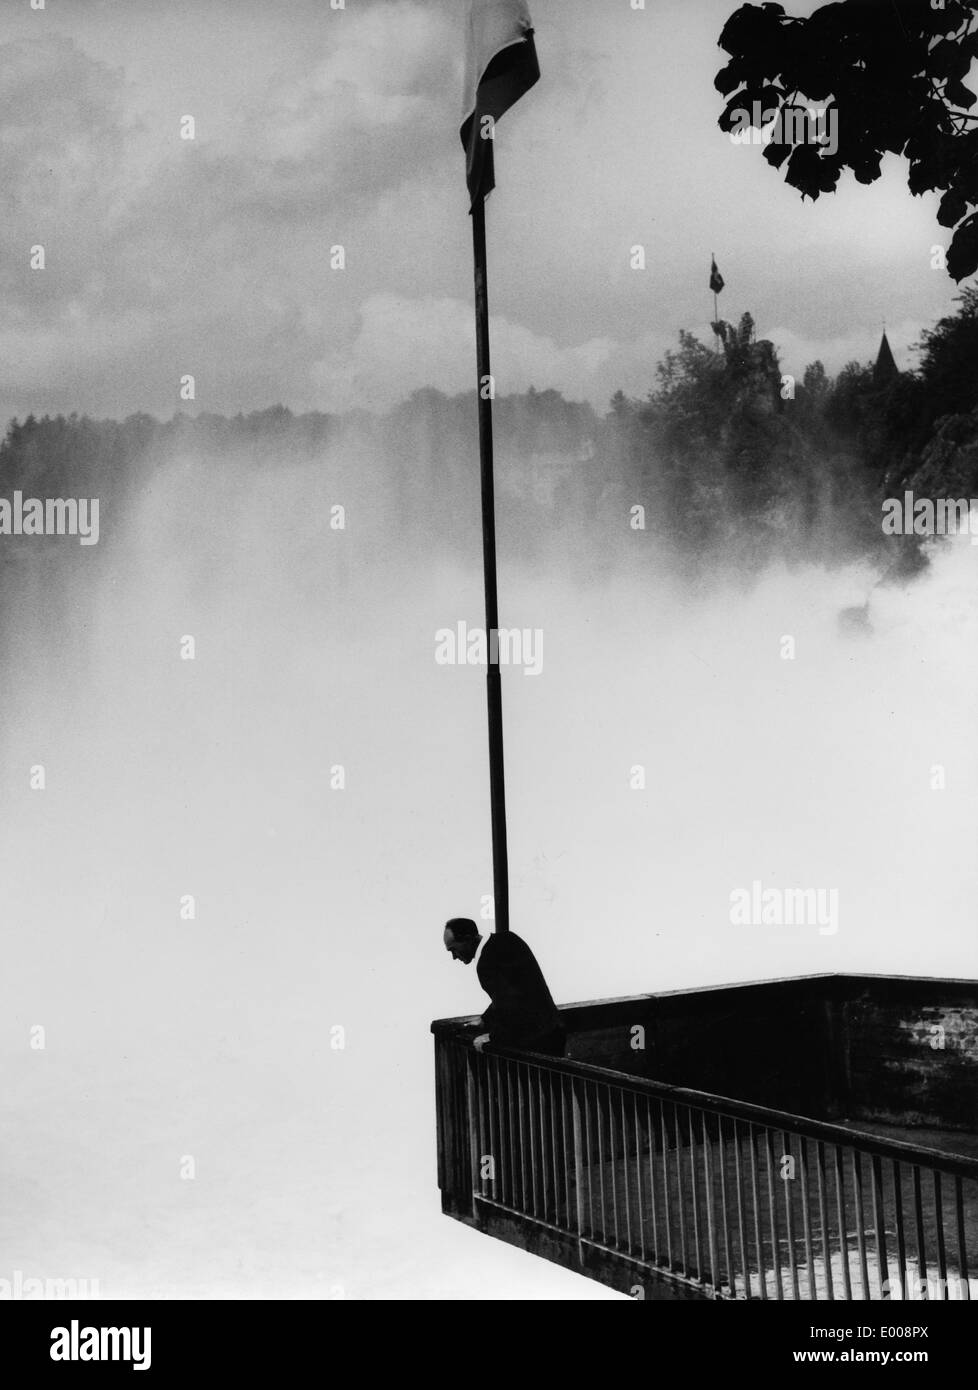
[873,330,899,385]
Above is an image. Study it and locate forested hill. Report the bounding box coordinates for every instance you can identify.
[1,291,975,581]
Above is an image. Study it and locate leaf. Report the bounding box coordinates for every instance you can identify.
[784,143,826,199]
[945,79,977,111]
[930,38,971,82]
[938,188,969,229]
[717,86,784,132]
[948,214,978,283]
[763,140,793,168]
[852,153,883,186]
[715,59,748,96]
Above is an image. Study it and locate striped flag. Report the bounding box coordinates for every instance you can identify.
[460,0,540,210]
[710,257,725,295]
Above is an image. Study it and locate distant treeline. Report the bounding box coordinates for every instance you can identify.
[1,289,976,581]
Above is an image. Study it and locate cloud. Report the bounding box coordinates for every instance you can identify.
[310,292,683,412]
[767,320,925,379]
[0,2,957,425]
[0,37,141,313]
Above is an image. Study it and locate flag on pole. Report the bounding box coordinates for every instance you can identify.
[709,257,725,295]
[460,0,540,210]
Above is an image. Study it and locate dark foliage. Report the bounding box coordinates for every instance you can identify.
[716,1,978,279]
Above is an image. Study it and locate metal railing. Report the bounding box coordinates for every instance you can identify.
[434,1033,978,1300]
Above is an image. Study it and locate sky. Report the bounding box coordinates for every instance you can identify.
[0,0,962,425]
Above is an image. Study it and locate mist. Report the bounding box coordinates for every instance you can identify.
[1,422,975,1299]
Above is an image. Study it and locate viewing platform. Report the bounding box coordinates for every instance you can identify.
[432,973,978,1300]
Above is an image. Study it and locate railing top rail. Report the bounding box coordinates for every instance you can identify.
[434,1030,978,1180]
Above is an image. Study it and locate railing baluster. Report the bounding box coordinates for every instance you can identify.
[851,1151,870,1300]
[870,1154,888,1300]
[833,1143,853,1300]
[688,1108,702,1281]
[534,1066,547,1219]
[658,1099,673,1271]
[732,1118,749,1299]
[632,1093,645,1260]
[490,1056,500,1206]
[933,1170,948,1299]
[584,1079,595,1239]
[484,1054,497,1201]
[764,1127,784,1300]
[506,1056,518,1210]
[476,1051,490,1200]
[571,1077,586,1240]
[912,1165,927,1299]
[644,1097,658,1264]
[892,1161,907,1301]
[517,1063,530,1214]
[673,1102,689,1277]
[782,1132,800,1300]
[608,1085,620,1250]
[594,1078,602,1245]
[465,1051,480,1217]
[748,1122,766,1300]
[816,1141,833,1301]
[529,1065,541,1219]
[954,1176,969,1302]
[452,1042,466,1204]
[622,1090,633,1255]
[717,1115,734,1297]
[702,1111,720,1292]
[548,1069,559,1223]
[798,1138,815,1300]
[561,1073,573,1231]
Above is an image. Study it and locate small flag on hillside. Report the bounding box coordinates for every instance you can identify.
[709,257,725,295]
[460,0,540,210]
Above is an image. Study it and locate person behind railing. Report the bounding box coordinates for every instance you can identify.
[442,918,565,1056]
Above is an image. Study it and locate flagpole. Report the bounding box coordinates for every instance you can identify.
[471,192,510,936]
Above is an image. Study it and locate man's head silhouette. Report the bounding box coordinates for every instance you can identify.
[443,917,481,964]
